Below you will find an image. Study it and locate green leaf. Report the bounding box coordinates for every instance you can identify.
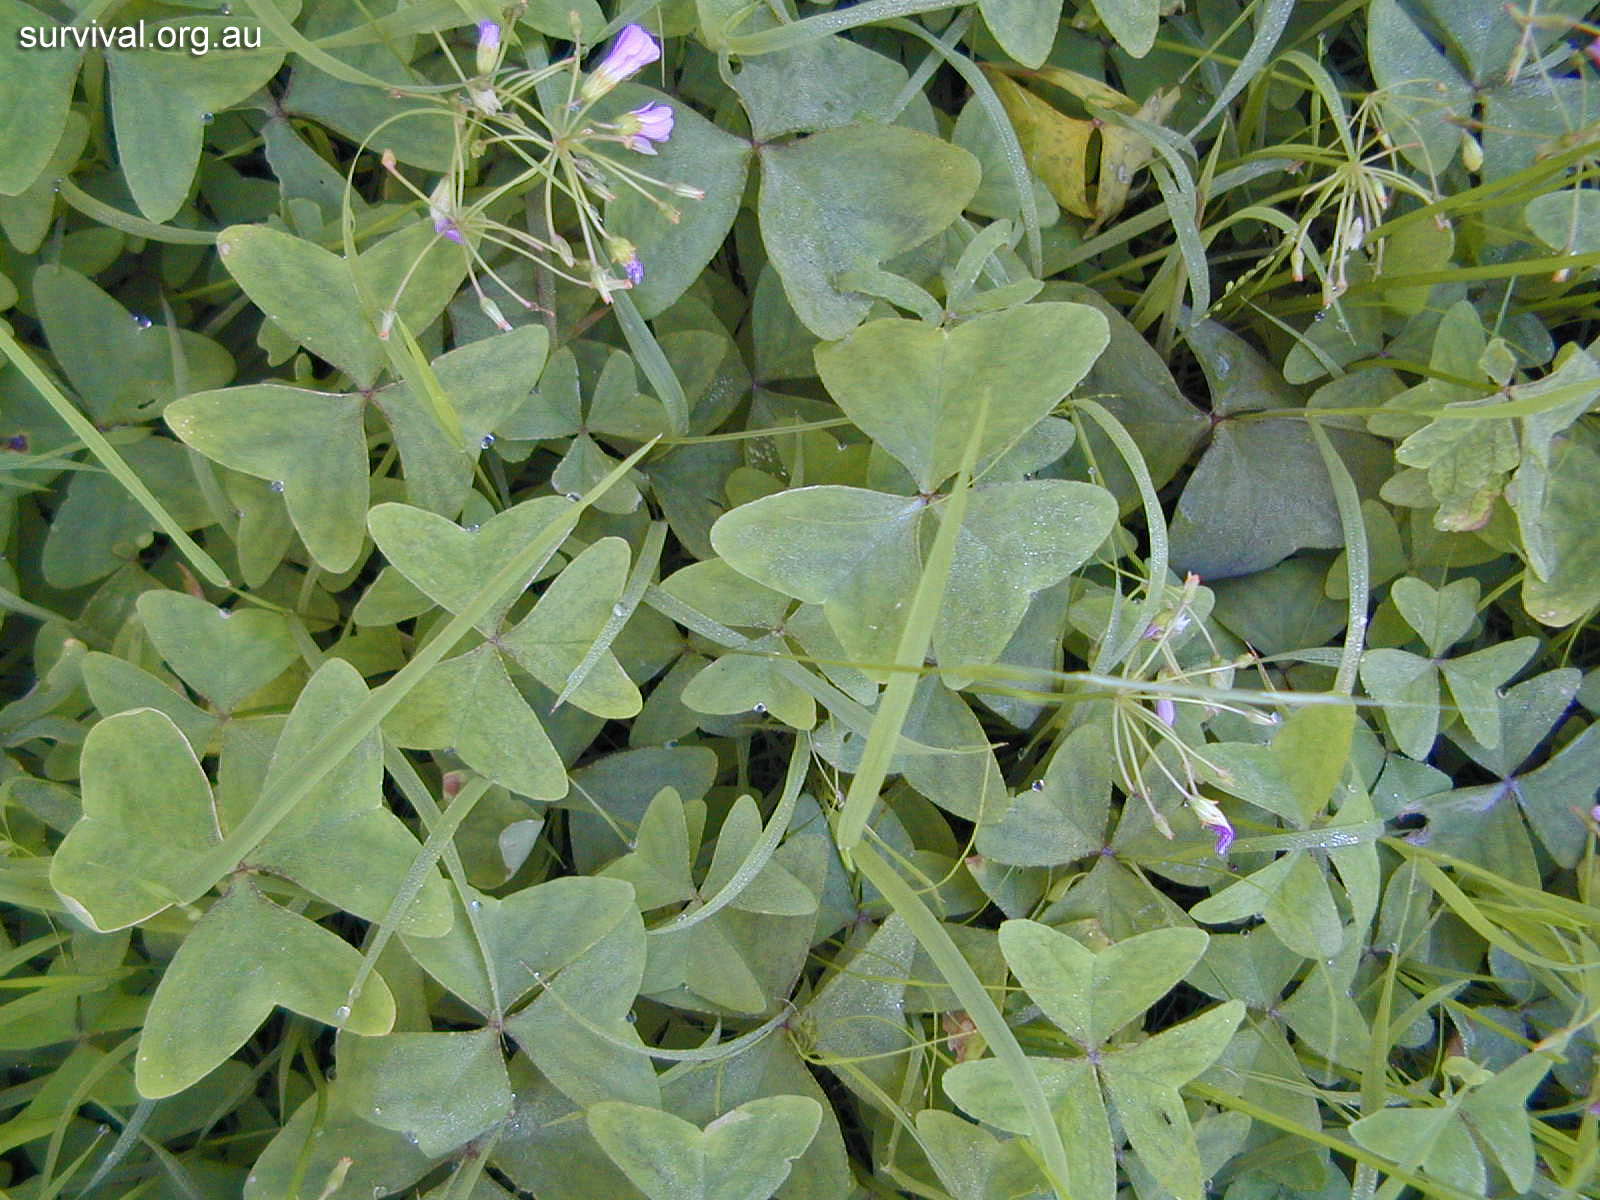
[245,1085,434,1200]
[213,223,382,387]
[372,326,549,516]
[80,651,220,753]
[1269,702,1356,826]
[49,709,220,932]
[979,0,1064,68]
[506,907,658,1108]
[107,19,285,221]
[501,537,642,718]
[813,304,1109,491]
[0,0,81,195]
[1170,421,1389,579]
[249,659,452,935]
[976,724,1113,866]
[586,1095,823,1200]
[1514,723,1600,868]
[800,914,918,1104]
[711,485,923,664]
[1100,1001,1247,1200]
[1360,648,1441,761]
[34,264,235,424]
[402,876,639,1016]
[938,480,1117,673]
[1350,1106,1485,1196]
[136,591,297,715]
[1090,0,1158,57]
[599,787,698,911]
[757,125,979,339]
[166,383,369,572]
[137,880,395,1098]
[1519,437,1600,627]
[1390,576,1479,657]
[942,1055,1114,1200]
[999,921,1209,1047]
[338,1028,512,1156]
[382,643,567,799]
[1438,638,1539,750]
[368,497,572,633]
[1191,853,1343,959]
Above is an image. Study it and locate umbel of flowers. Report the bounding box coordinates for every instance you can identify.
[374,18,703,333]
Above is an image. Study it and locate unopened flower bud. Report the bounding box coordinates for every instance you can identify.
[467,85,501,116]
[479,295,513,332]
[475,20,500,75]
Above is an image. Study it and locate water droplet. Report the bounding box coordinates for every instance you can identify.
[1312,309,1328,323]
[612,602,626,616]
[564,491,581,501]
[334,1004,351,1020]
[626,1010,638,1024]
[200,112,214,125]
[465,523,481,533]
[480,433,496,448]
[1031,780,1045,791]
[132,314,152,329]
[625,839,637,851]
[372,1105,383,1116]
[753,703,766,714]
[217,608,233,619]
[468,898,483,910]
[269,480,285,493]
[665,739,679,748]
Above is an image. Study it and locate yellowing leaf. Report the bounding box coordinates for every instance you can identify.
[982,67,1096,219]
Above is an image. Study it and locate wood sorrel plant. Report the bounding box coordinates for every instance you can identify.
[372,18,701,331]
[1,1,1599,1198]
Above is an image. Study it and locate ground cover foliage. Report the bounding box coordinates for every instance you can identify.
[0,0,1599,1195]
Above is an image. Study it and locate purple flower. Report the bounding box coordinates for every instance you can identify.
[475,19,500,74]
[606,235,643,285]
[1189,795,1234,859]
[1154,696,1176,727]
[580,23,660,102]
[428,179,464,244]
[619,101,673,154]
